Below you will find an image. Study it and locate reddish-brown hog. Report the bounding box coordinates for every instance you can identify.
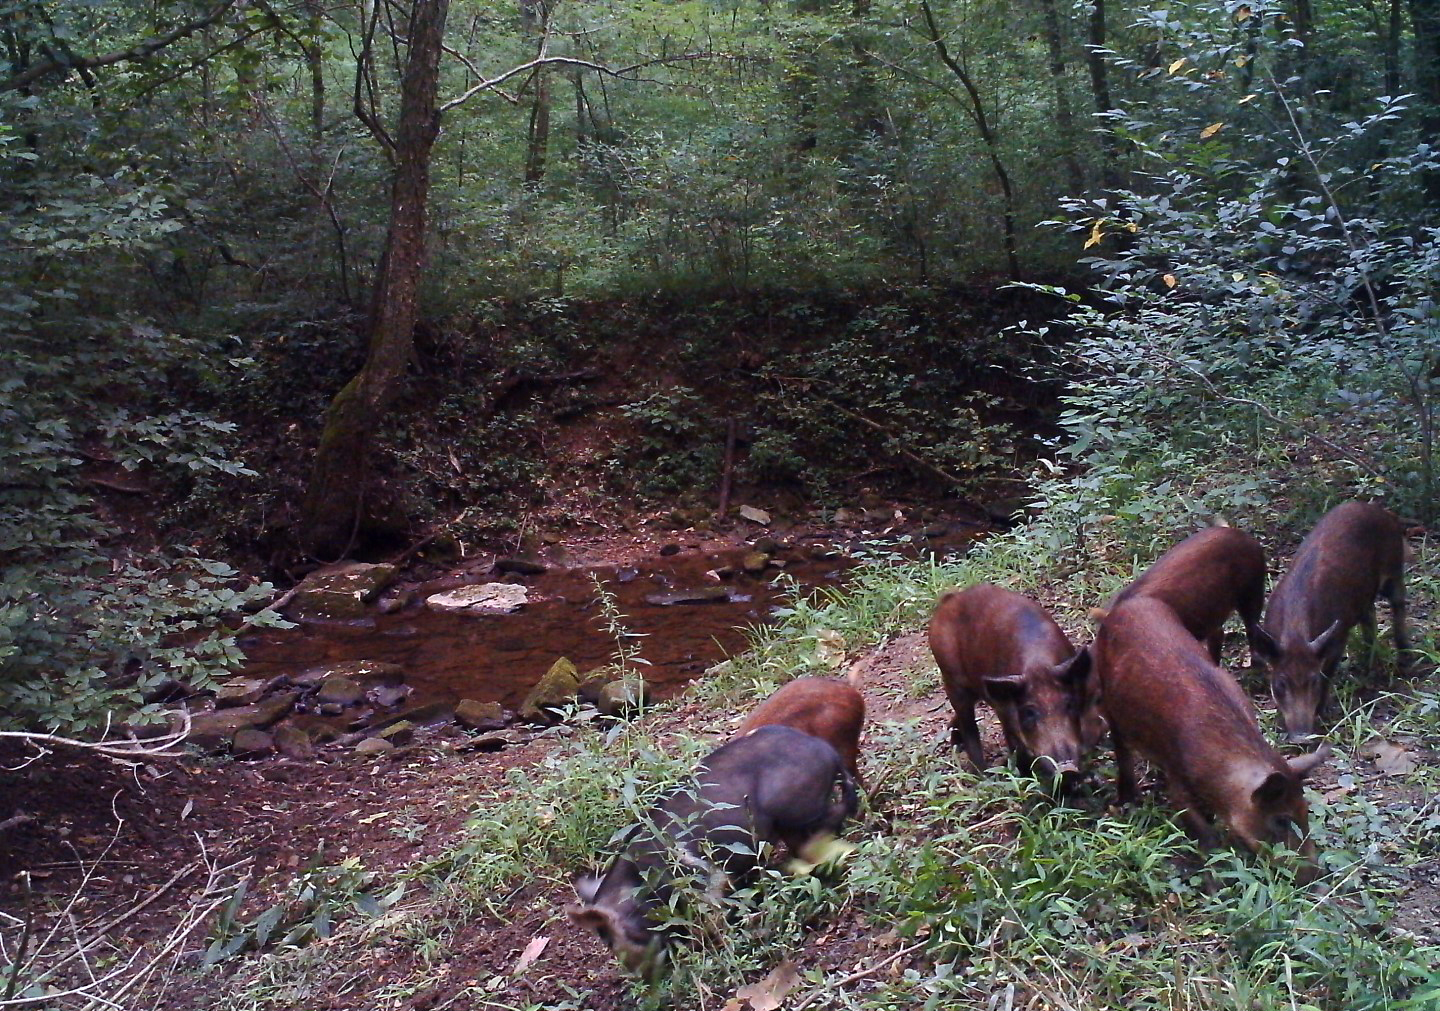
[1253,501,1410,743]
[735,677,865,782]
[1105,525,1268,664]
[929,584,1092,789]
[1095,596,1328,877]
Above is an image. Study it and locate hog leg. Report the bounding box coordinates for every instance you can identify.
[949,692,986,772]
[1205,629,1224,666]
[1112,729,1138,805]
[1359,601,1380,676]
[1166,779,1221,850]
[1383,574,1412,671]
[1237,576,1267,667]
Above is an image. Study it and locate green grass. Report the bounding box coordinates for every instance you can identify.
[205,458,1440,1011]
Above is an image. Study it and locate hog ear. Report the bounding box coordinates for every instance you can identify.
[983,675,1027,702]
[1056,649,1092,685]
[1287,743,1332,780]
[1252,771,1292,809]
[1307,619,1343,654]
[573,874,602,904]
[566,904,611,931]
[1250,626,1281,664]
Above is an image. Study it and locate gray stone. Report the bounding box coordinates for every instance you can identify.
[576,668,615,705]
[367,683,412,709]
[373,701,454,731]
[738,505,771,525]
[214,678,268,709]
[274,724,315,760]
[741,552,771,575]
[466,729,524,752]
[752,536,778,555]
[520,657,581,722]
[186,693,299,751]
[425,583,529,615]
[644,587,731,606]
[376,720,415,745]
[291,661,405,687]
[315,676,365,707]
[495,556,548,576]
[287,562,399,621]
[231,728,274,756]
[354,737,394,757]
[375,589,414,615]
[318,702,346,716]
[659,543,681,557]
[597,678,649,718]
[455,699,508,731]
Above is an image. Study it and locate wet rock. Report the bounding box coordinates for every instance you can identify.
[659,543,681,557]
[752,536,778,555]
[288,715,340,744]
[426,583,529,615]
[741,552,771,575]
[274,724,315,760]
[465,729,525,752]
[214,678,268,709]
[354,737,394,757]
[187,693,298,751]
[368,683,412,709]
[644,587,732,606]
[292,661,405,687]
[495,556,548,576]
[316,676,365,707]
[232,728,275,757]
[597,678,649,718]
[520,657,581,722]
[318,702,346,716]
[455,700,508,731]
[346,709,377,731]
[807,543,842,561]
[375,701,455,731]
[615,567,639,584]
[922,522,950,539]
[738,505,771,525]
[375,589,415,615]
[287,562,399,621]
[577,668,615,705]
[377,720,415,745]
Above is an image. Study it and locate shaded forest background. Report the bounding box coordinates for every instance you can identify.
[3,0,1439,732]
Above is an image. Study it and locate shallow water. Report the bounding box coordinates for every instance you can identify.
[239,547,852,709]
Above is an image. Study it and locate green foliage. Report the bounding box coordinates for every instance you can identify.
[206,855,406,965]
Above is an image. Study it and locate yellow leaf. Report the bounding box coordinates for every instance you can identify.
[1200,122,1225,139]
[1084,219,1104,250]
[1239,93,1258,105]
[1235,54,1251,68]
[1236,5,1252,21]
[1163,273,1177,288]
[1168,58,1187,74]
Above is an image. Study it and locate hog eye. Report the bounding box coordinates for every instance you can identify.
[1020,706,1040,730]
[596,924,614,946]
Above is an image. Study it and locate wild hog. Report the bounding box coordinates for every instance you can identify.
[1252,501,1410,742]
[929,584,1092,788]
[735,677,865,782]
[1105,525,1268,664]
[1095,596,1328,876]
[567,725,857,977]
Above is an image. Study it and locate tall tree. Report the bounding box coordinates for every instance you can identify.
[1038,0,1086,194]
[1087,0,1120,188]
[1412,0,1440,202]
[302,0,450,557]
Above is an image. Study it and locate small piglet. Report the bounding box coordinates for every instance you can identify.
[567,725,857,977]
[1105,525,1267,663]
[1253,501,1410,742]
[735,677,865,782]
[1095,596,1328,877]
[929,584,1091,788]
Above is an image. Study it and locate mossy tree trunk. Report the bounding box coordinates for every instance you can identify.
[301,0,450,558]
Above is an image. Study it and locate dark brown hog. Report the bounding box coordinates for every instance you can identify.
[567,725,857,978]
[1095,596,1328,878]
[929,584,1092,789]
[1104,525,1268,664]
[735,677,865,783]
[1252,501,1410,743]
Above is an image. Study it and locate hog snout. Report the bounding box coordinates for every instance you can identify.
[1285,729,1320,745]
[1033,754,1082,791]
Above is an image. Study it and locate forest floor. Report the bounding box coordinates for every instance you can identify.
[3,514,1436,1010]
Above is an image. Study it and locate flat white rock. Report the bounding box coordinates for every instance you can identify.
[425,583,529,614]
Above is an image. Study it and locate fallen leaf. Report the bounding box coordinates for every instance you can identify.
[1163,273,1177,288]
[180,798,193,821]
[815,629,845,667]
[513,935,549,974]
[1168,58,1187,74]
[734,959,799,1011]
[1363,739,1416,777]
[1200,121,1225,139]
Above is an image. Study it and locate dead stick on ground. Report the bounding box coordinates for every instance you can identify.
[716,417,737,519]
[791,939,929,1011]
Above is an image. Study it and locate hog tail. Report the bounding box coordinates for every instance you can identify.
[1087,607,1109,626]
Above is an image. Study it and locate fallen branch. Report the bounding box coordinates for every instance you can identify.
[791,939,929,1011]
[0,712,192,769]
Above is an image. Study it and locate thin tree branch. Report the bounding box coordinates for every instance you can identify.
[440,51,726,114]
[2,1,241,92]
